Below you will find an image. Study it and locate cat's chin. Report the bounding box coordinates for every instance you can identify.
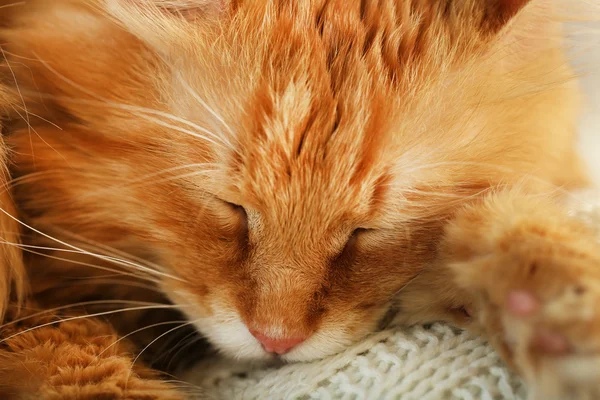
[165,288,373,363]
[191,311,361,363]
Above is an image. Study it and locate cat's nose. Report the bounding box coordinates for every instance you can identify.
[249,330,307,354]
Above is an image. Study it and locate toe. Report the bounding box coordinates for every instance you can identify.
[533,328,571,355]
[507,290,540,317]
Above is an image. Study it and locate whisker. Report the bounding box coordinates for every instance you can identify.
[160,379,206,396]
[0,307,188,345]
[391,160,593,206]
[1,46,36,161]
[391,269,426,299]
[133,169,219,187]
[62,278,160,293]
[11,103,64,131]
[135,112,226,148]
[0,301,182,332]
[176,72,235,138]
[165,334,204,372]
[95,319,188,359]
[1,58,67,162]
[398,186,494,200]
[24,89,230,150]
[402,161,583,192]
[0,241,160,283]
[126,319,200,389]
[75,163,219,200]
[0,207,185,282]
[26,54,232,149]
[50,228,175,277]
[0,2,25,10]
[4,170,61,190]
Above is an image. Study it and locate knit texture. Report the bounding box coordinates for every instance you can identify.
[185,190,600,400]
[187,324,527,399]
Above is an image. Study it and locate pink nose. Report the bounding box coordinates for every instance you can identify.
[250,330,306,355]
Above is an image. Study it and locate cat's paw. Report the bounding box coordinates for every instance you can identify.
[440,192,600,399]
[456,229,600,400]
[502,287,600,400]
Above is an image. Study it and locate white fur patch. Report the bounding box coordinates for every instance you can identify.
[167,289,363,362]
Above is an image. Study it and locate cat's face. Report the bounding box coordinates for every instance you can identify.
[5,0,572,361]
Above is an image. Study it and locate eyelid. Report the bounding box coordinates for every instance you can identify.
[225,200,244,210]
[338,228,370,259]
[216,198,249,240]
[347,228,376,248]
[214,195,244,209]
[223,200,247,217]
[214,196,248,221]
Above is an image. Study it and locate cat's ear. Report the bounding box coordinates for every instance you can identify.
[487,0,532,30]
[482,0,561,59]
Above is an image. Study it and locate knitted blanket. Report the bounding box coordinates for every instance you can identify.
[183,190,600,400]
[186,324,526,399]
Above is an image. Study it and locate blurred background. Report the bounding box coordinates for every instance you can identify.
[574,22,600,184]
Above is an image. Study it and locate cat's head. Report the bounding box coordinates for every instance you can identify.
[3,0,580,361]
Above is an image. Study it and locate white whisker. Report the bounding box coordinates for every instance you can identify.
[126,319,200,389]
[2,49,68,162]
[51,228,174,276]
[28,54,233,149]
[1,46,36,161]
[0,304,185,343]
[62,278,160,292]
[0,207,185,282]
[95,319,189,359]
[135,169,219,187]
[0,241,159,283]
[0,2,25,10]
[0,300,173,329]
[176,72,235,137]
[164,331,203,370]
[136,112,226,148]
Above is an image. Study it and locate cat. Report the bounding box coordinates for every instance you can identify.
[0,0,598,398]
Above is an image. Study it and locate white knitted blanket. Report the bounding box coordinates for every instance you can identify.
[186,324,527,400]
[183,190,600,400]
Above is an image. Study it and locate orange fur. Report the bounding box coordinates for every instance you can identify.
[0,0,597,397]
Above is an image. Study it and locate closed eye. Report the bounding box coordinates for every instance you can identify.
[342,228,372,254]
[352,228,372,237]
[216,198,249,240]
[227,202,248,229]
[222,200,246,217]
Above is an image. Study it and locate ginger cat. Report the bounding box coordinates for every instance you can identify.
[0,0,598,398]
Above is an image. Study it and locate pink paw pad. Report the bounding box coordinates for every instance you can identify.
[507,290,539,317]
[533,329,570,355]
[506,290,571,355]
